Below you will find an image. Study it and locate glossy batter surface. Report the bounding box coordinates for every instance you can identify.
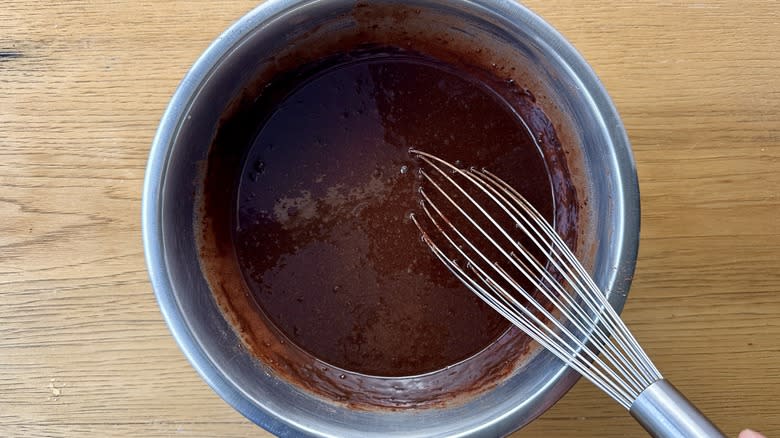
[229,50,553,376]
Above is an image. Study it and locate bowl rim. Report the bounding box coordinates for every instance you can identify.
[142,0,640,435]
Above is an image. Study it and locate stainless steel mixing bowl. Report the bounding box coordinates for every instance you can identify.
[142,0,640,436]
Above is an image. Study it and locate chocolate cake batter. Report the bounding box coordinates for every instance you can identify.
[199,41,578,407]
[233,49,553,376]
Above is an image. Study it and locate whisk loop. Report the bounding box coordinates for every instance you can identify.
[409,149,724,438]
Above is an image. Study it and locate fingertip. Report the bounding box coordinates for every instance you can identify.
[739,429,766,438]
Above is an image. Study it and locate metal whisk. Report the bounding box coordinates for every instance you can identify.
[409,149,724,438]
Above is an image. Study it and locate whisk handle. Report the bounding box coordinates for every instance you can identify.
[630,379,725,438]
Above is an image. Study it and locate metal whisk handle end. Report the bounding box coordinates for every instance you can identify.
[630,379,726,438]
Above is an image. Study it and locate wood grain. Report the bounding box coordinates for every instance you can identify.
[1,1,777,437]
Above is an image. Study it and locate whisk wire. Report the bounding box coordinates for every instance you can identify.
[412,212,636,407]
[418,192,623,391]
[417,152,650,393]
[469,169,652,394]
[414,167,640,406]
[483,167,662,382]
[409,149,662,409]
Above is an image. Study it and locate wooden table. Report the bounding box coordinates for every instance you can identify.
[2,1,778,436]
